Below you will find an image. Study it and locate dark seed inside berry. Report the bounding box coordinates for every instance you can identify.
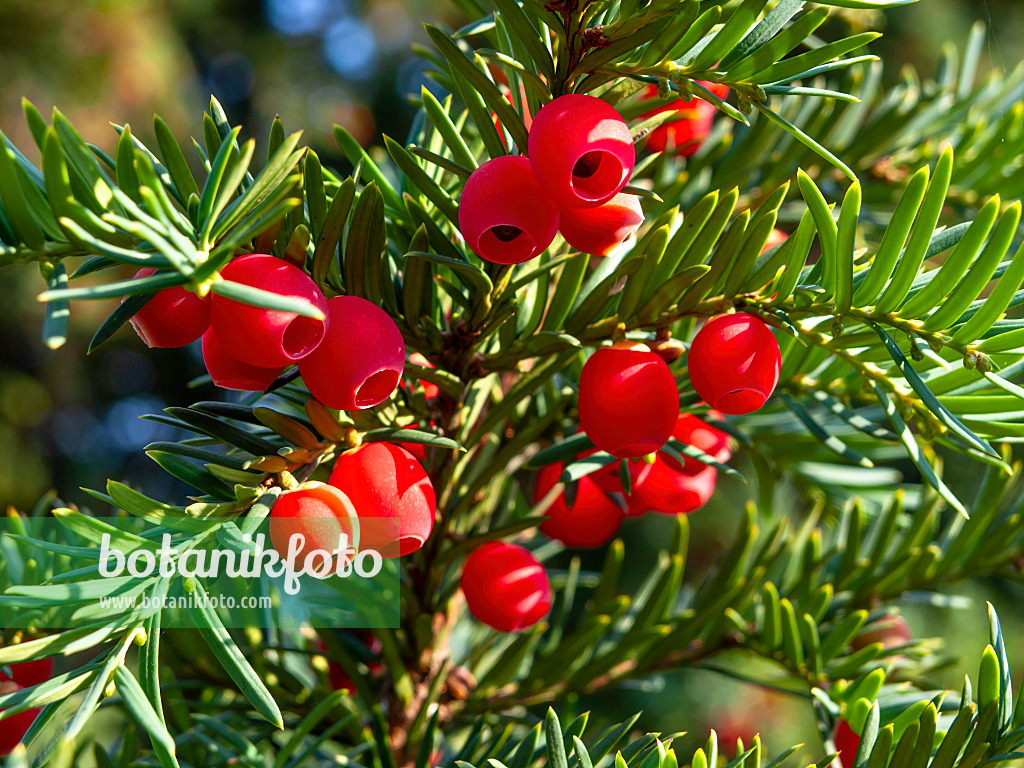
[491,225,523,242]
[573,151,603,179]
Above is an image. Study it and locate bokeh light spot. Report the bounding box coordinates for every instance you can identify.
[265,0,336,36]
[323,18,378,81]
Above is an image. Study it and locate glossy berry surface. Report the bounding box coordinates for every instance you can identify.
[635,459,716,516]
[687,313,780,415]
[585,451,652,517]
[299,295,405,410]
[558,192,644,256]
[127,267,210,348]
[458,155,559,264]
[202,329,284,392]
[329,442,435,558]
[460,541,552,632]
[533,462,625,548]
[269,483,359,568]
[579,345,680,458]
[628,413,730,515]
[642,81,729,156]
[528,94,635,209]
[210,253,330,368]
[665,413,731,473]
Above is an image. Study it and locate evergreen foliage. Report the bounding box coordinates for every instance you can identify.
[2,1,1024,767]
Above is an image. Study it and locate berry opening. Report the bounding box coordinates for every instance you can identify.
[355,369,402,408]
[283,316,326,359]
[478,227,538,264]
[491,224,523,242]
[572,151,602,178]
[570,150,626,202]
[398,534,425,557]
[716,388,768,414]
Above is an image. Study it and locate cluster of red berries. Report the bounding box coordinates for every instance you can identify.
[455,407,731,630]
[640,81,729,156]
[577,314,780,463]
[268,439,436,563]
[459,94,644,263]
[128,254,406,408]
[0,658,53,756]
[457,410,736,632]
[456,310,782,632]
[534,411,731,548]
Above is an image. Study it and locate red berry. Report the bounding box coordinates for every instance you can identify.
[581,451,652,516]
[269,483,359,568]
[558,192,644,256]
[533,462,625,548]
[458,155,559,265]
[665,412,731,474]
[0,679,39,756]
[687,313,780,415]
[202,329,284,392]
[579,344,680,459]
[126,267,210,348]
[329,443,435,558]
[634,460,716,516]
[623,495,651,517]
[834,720,860,768]
[529,94,635,209]
[210,253,330,368]
[460,542,552,632]
[299,296,405,410]
[322,651,354,692]
[0,658,54,689]
[642,82,729,157]
[628,412,729,514]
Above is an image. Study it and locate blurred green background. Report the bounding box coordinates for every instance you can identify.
[1,0,1023,763]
